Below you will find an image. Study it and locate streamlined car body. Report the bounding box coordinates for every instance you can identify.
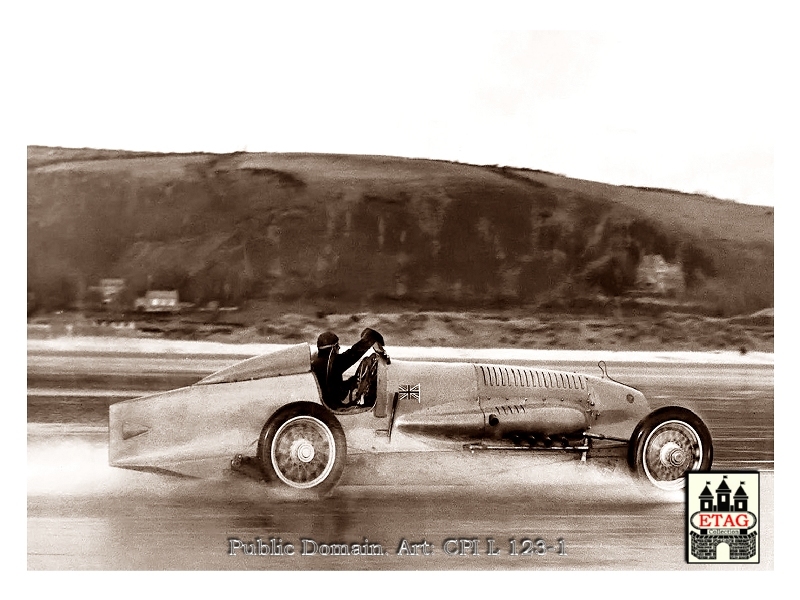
[109,343,713,494]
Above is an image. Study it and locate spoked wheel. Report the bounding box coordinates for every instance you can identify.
[258,403,346,495]
[629,406,713,491]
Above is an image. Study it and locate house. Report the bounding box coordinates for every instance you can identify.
[635,254,685,296]
[99,278,126,305]
[135,290,180,313]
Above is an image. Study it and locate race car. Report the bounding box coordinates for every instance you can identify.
[108,341,713,495]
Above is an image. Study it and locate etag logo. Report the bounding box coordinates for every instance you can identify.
[686,472,759,563]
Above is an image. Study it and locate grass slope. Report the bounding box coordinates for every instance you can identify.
[27,146,773,318]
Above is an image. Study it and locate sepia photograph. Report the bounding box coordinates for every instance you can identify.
[23,1,781,589]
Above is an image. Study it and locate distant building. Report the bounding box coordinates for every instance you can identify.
[85,278,126,309]
[99,279,126,305]
[135,290,180,313]
[635,255,685,296]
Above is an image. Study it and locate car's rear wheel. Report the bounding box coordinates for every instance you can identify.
[257,403,346,496]
[628,406,712,491]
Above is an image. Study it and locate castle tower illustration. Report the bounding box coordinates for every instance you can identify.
[734,482,749,512]
[700,483,714,511]
[715,476,731,511]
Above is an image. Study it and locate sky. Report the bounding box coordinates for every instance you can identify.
[23,4,785,207]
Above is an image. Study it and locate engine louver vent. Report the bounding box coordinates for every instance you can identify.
[478,365,586,391]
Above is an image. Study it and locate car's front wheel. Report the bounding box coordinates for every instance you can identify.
[257,403,346,496]
[628,406,713,491]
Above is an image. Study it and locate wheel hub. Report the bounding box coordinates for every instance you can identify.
[293,439,315,463]
[660,441,687,467]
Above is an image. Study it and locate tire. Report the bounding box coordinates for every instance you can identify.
[257,403,346,496]
[628,406,713,491]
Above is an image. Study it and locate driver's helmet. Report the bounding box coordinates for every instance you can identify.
[317,331,339,351]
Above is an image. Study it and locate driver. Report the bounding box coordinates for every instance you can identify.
[312,327,385,408]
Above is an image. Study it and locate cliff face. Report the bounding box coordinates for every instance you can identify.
[27,147,773,314]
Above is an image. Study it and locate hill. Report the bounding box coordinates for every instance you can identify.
[27,146,773,318]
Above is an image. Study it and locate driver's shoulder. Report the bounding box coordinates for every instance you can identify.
[337,341,371,366]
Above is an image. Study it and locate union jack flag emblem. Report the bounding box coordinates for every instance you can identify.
[398,384,421,402]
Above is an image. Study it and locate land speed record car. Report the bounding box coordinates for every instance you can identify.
[109,342,713,495]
